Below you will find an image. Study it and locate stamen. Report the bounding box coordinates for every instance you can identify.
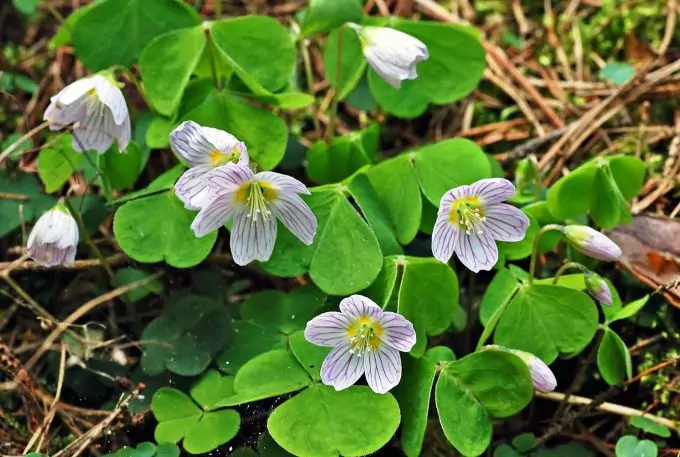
[455,201,486,235]
[245,182,272,223]
[349,321,381,356]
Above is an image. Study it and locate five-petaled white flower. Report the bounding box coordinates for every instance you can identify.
[190,164,317,266]
[348,23,429,89]
[44,74,131,154]
[27,202,79,267]
[305,295,416,394]
[432,178,530,272]
[171,121,249,210]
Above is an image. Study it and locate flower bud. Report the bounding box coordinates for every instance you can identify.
[562,225,622,261]
[27,202,79,267]
[585,272,613,306]
[482,345,556,392]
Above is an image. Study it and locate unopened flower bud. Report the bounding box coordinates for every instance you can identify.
[562,225,622,262]
[483,345,556,392]
[585,272,613,306]
[27,202,79,267]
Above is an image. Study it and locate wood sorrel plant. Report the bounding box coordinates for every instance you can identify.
[4,1,656,457]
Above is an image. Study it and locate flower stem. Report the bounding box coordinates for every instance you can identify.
[204,27,221,90]
[300,38,321,137]
[552,261,589,284]
[96,154,113,204]
[475,285,519,351]
[326,25,345,143]
[528,224,564,285]
[215,0,222,18]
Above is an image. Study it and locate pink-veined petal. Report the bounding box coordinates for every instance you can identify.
[456,230,498,273]
[364,344,402,394]
[92,75,129,125]
[431,215,460,263]
[339,295,381,320]
[170,121,218,167]
[269,192,317,245]
[483,203,530,242]
[304,312,352,347]
[230,210,277,266]
[175,165,214,210]
[320,343,364,391]
[203,164,253,192]
[190,191,241,238]
[471,178,516,205]
[377,312,416,352]
[115,114,131,151]
[257,171,310,195]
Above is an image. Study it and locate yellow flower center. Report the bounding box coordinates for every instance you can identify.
[347,317,383,356]
[209,146,243,167]
[449,197,486,235]
[235,181,278,222]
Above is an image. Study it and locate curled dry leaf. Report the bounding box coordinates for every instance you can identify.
[610,214,680,309]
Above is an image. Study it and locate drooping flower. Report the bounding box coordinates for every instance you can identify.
[348,23,429,89]
[305,295,416,394]
[170,121,249,210]
[562,225,622,262]
[44,74,130,154]
[27,201,79,267]
[585,272,613,306]
[484,345,556,393]
[190,164,317,266]
[432,178,530,273]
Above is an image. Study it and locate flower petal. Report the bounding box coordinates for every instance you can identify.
[72,98,116,153]
[175,165,214,210]
[320,343,364,391]
[114,114,132,151]
[339,295,381,320]
[269,192,317,245]
[230,210,277,265]
[432,216,459,263]
[257,171,310,195]
[170,121,219,167]
[528,356,557,392]
[456,231,498,273]
[470,178,516,205]
[483,203,530,242]
[377,312,416,352]
[190,191,241,238]
[92,75,129,126]
[203,164,253,192]
[50,77,97,106]
[364,344,402,394]
[304,312,352,347]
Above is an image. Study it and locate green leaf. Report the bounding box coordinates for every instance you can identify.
[396,256,461,356]
[0,171,56,237]
[512,433,537,452]
[591,167,621,229]
[183,409,240,454]
[211,16,295,93]
[52,4,93,47]
[301,0,363,36]
[494,284,599,363]
[217,350,312,407]
[216,321,288,375]
[307,137,371,184]
[436,350,534,457]
[72,0,200,70]
[2,133,33,161]
[609,155,646,200]
[115,267,163,303]
[415,138,491,206]
[155,443,180,457]
[394,347,454,457]
[547,165,597,220]
[629,416,672,438]
[13,0,39,14]
[494,444,522,457]
[38,136,83,193]
[324,27,367,100]
[347,173,402,256]
[113,191,217,268]
[365,154,422,244]
[498,210,539,260]
[288,330,330,382]
[183,90,287,170]
[599,62,635,85]
[609,295,650,323]
[522,201,563,252]
[139,26,206,116]
[479,268,522,326]
[101,142,145,190]
[258,431,295,457]
[190,370,235,411]
[615,436,658,457]
[267,385,400,457]
[368,72,429,118]
[165,334,212,376]
[597,328,632,385]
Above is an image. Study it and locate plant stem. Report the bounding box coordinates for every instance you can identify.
[552,261,589,284]
[326,25,345,143]
[528,224,564,285]
[0,121,49,165]
[95,154,113,203]
[475,285,519,351]
[214,0,221,18]
[300,38,321,136]
[204,27,221,89]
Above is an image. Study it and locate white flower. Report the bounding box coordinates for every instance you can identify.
[305,295,416,394]
[349,23,429,89]
[189,164,317,266]
[170,121,249,210]
[27,202,79,267]
[44,74,131,154]
[561,225,622,262]
[432,178,530,272]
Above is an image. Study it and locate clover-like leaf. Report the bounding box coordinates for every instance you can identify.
[597,328,632,385]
